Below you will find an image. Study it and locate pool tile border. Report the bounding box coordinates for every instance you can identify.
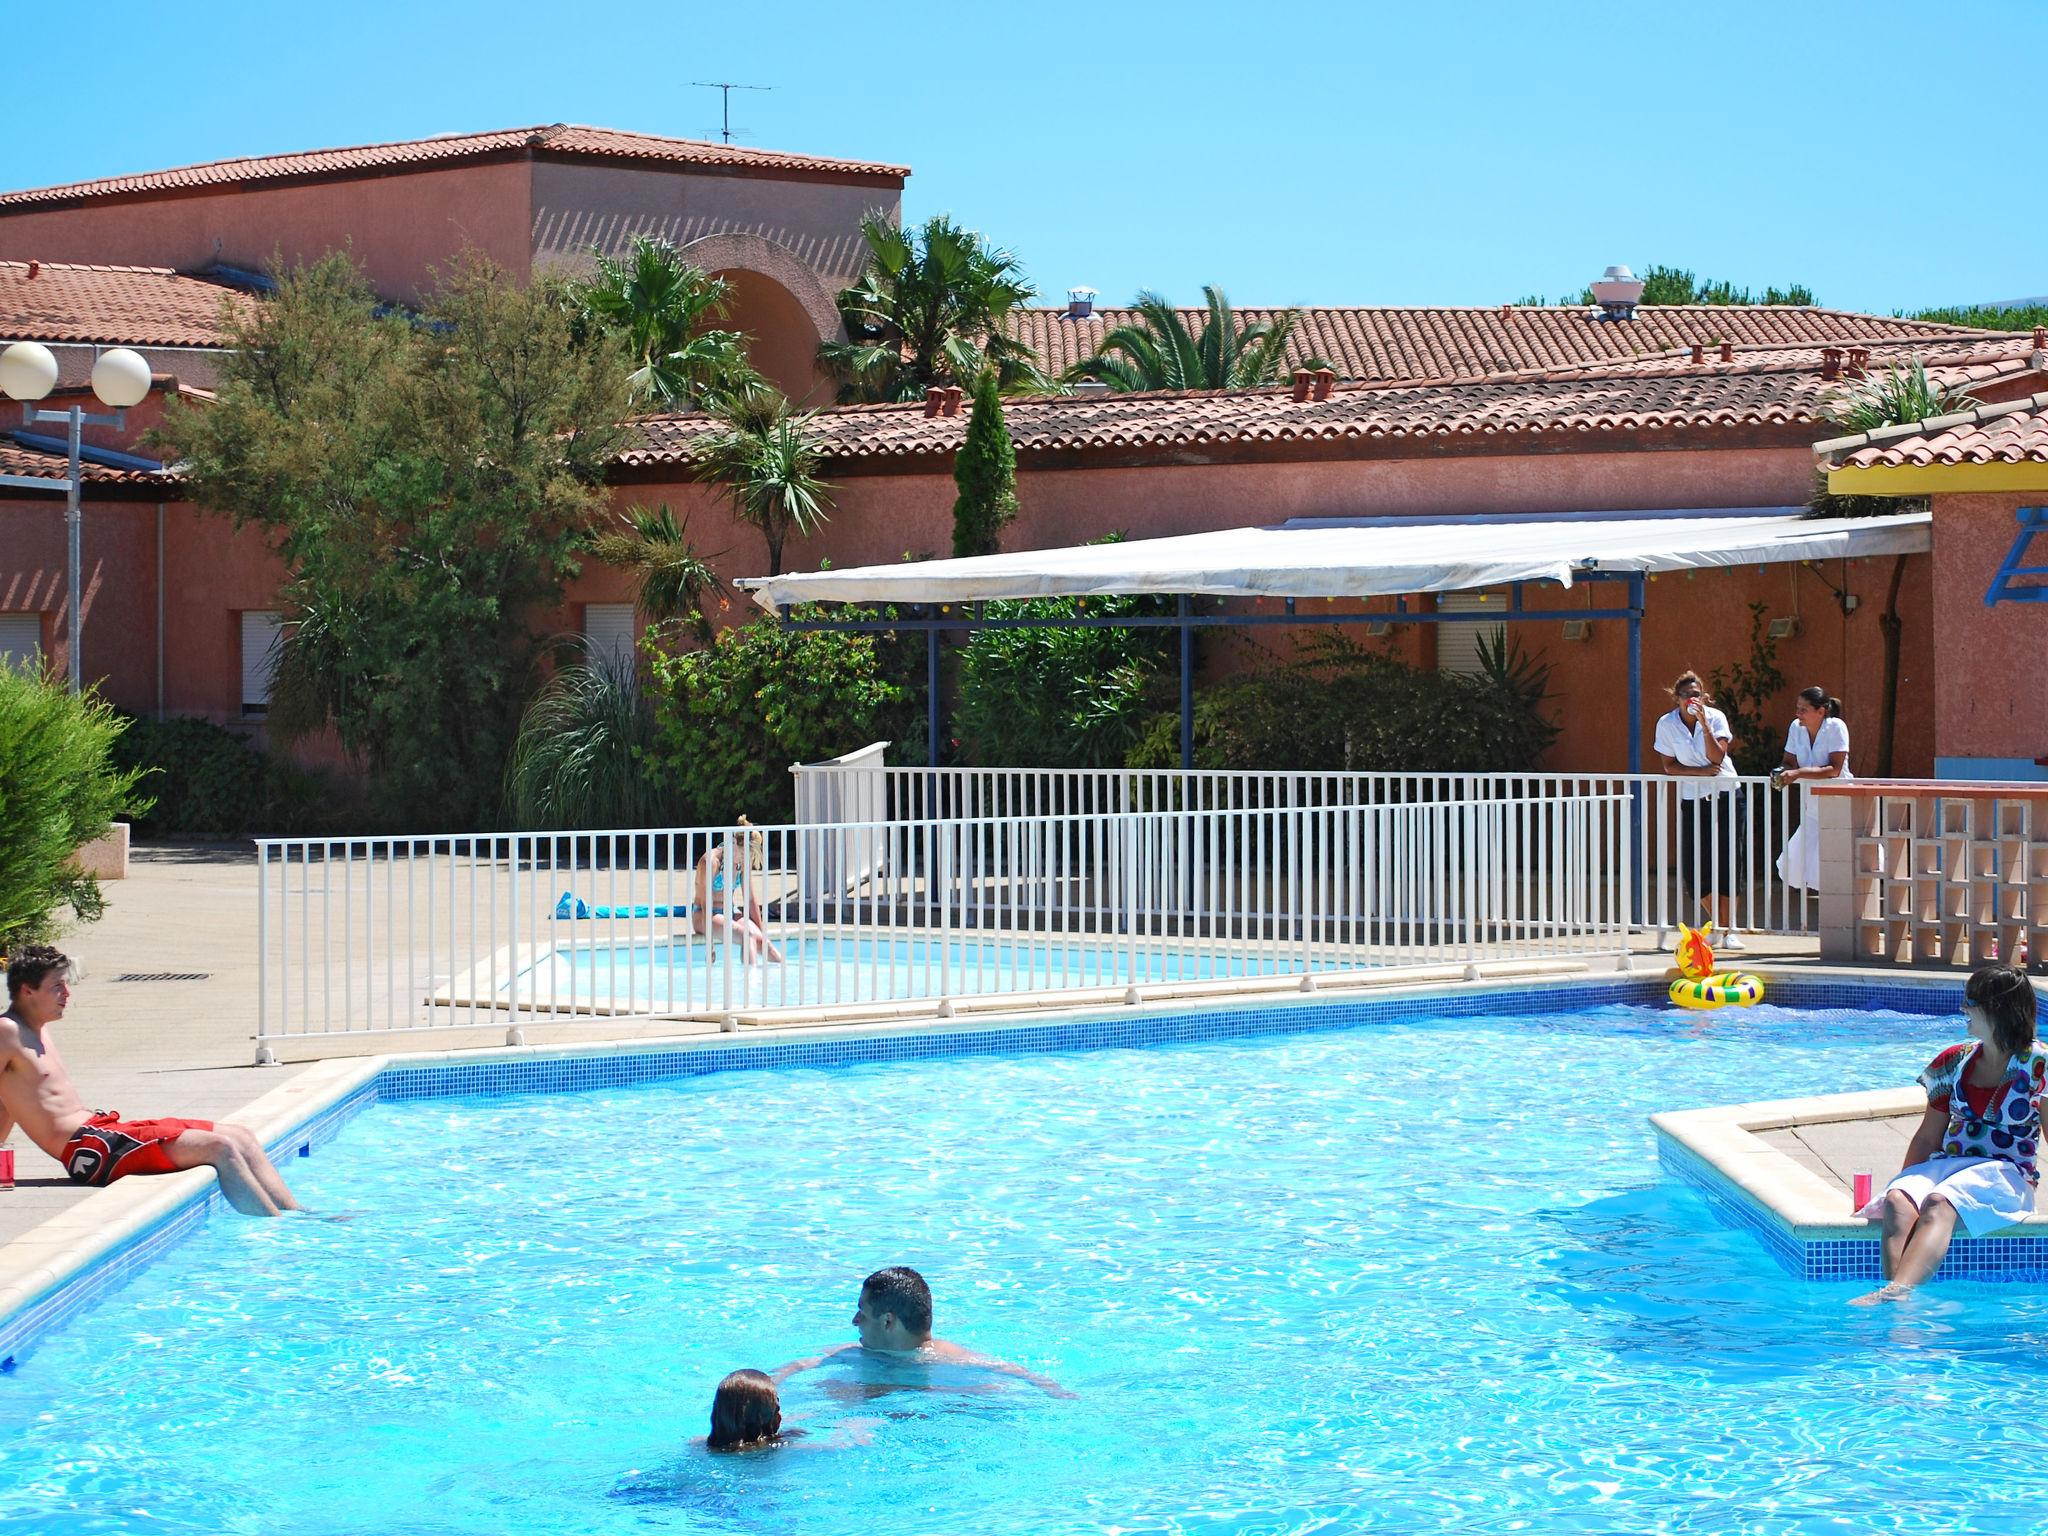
[0,968,1977,1365]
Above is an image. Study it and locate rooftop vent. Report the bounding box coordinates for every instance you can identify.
[1066,286,1097,320]
[1590,264,1646,321]
[1071,378,1110,397]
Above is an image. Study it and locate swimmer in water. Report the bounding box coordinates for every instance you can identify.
[773,1265,1075,1398]
[706,1369,800,1451]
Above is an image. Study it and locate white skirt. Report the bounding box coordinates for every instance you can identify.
[1775,819,1821,892]
[1858,1155,2036,1237]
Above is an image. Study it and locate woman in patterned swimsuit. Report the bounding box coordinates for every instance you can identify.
[1854,965,2044,1304]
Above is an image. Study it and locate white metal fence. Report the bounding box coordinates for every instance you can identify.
[253,788,1631,1059]
[791,764,1820,937]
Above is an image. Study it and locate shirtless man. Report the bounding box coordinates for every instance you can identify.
[773,1265,1074,1398]
[0,945,303,1216]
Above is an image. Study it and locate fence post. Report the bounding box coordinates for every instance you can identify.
[255,841,277,1065]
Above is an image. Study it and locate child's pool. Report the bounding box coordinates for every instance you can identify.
[4,996,2040,1535]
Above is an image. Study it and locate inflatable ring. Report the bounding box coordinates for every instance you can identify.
[1668,971,1765,1010]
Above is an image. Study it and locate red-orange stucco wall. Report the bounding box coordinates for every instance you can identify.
[1928,491,2048,777]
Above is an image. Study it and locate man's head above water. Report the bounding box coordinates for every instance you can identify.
[853,1265,934,1351]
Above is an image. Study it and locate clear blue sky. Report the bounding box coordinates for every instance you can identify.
[6,1,2038,316]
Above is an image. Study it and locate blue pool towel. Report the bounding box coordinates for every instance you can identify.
[554,891,689,920]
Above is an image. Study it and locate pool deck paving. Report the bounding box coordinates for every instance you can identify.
[0,843,1961,1249]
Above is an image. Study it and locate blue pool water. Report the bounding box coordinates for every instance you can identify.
[6,999,2046,1535]
[541,934,1345,1009]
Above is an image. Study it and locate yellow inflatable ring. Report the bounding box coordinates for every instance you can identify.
[1668,972,1765,1010]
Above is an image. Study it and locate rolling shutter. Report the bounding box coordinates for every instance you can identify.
[1435,591,1505,677]
[0,614,41,667]
[240,611,283,713]
[584,603,638,669]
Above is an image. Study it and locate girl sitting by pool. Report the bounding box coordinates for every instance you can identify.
[1854,965,2045,1304]
[693,817,784,966]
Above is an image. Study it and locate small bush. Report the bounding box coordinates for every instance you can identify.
[1128,631,1558,774]
[0,666,150,951]
[954,588,1175,768]
[646,613,908,824]
[504,642,680,831]
[109,716,326,837]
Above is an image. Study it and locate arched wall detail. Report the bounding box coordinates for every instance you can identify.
[678,232,844,345]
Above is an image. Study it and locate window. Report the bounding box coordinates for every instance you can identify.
[583,602,638,670]
[240,610,283,715]
[1435,591,1506,677]
[0,614,41,668]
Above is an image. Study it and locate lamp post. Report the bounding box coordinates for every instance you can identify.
[0,341,153,691]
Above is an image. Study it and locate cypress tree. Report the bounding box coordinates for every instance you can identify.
[950,370,1019,558]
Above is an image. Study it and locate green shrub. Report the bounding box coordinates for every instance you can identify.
[646,614,908,824]
[954,589,1175,768]
[109,716,301,837]
[0,666,151,951]
[1128,630,1558,773]
[504,642,680,831]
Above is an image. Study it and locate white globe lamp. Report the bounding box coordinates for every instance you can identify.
[0,340,59,402]
[90,347,152,409]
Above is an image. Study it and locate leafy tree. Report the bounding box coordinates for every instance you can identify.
[645,614,908,823]
[694,384,832,577]
[588,504,725,642]
[0,667,149,951]
[1813,360,1980,775]
[571,236,757,407]
[154,252,632,829]
[1707,603,1790,778]
[1908,302,2048,333]
[951,371,1019,557]
[819,214,1051,403]
[1070,287,1301,391]
[1515,265,1814,307]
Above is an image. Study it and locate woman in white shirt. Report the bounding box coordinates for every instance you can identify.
[1653,669,1744,947]
[1773,686,1852,893]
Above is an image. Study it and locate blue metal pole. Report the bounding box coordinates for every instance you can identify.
[1628,572,1646,928]
[1178,595,1194,771]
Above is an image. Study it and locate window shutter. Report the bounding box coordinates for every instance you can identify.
[1435,591,1505,677]
[0,614,41,667]
[584,603,638,669]
[241,611,283,712]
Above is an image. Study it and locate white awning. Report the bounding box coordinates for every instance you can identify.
[738,508,1933,610]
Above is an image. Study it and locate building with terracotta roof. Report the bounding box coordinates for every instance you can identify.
[1817,367,2048,781]
[0,124,906,403]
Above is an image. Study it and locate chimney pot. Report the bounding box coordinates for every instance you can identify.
[1066,285,1097,320]
[25,261,38,280]
[2034,326,2046,351]
[1719,341,1734,363]
[1690,343,1705,365]
[1291,369,1312,403]
[1821,347,1842,381]
[1847,346,1870,379]
[1312,367,1337,401]
[943,385,964,416]
[924,387,945,417]
[1499,303,1511,319]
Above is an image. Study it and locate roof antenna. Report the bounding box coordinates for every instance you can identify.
[690,81,773,144]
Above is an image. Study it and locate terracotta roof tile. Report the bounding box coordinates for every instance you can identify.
[0,124,907,210]
[0,261,252,347]
[1015,305,1995,384]
[624,339,2047,470]
[1818,388,2048,469]
[0,440,175,487]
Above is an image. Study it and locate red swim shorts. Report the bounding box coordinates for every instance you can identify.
[62,1111,213,1187]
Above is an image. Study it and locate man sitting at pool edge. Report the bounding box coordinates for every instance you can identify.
[0,946,306,1216]
[773,1265,1074,1398]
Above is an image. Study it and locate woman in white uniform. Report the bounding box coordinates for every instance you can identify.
[1772,686,1851,893]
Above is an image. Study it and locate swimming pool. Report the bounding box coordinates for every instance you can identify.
[4,992,2036,1535]
[526,933,1354,1010]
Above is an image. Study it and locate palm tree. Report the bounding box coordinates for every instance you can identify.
[573,236,758,408]
[1068,287,1304,392]
[819,214,1051,403]
[587,504,725,642]
[696,385,833,576]
[1815,360,1979,774]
